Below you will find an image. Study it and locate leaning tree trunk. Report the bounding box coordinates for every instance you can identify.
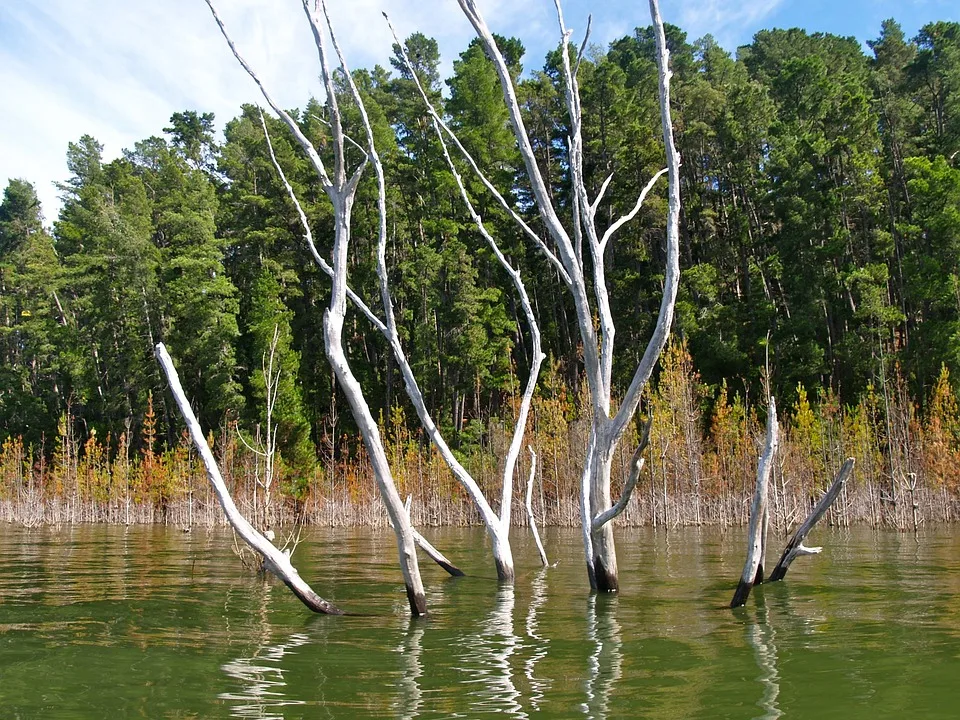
[204,0,428,616]
[769,458,854,582]
[156,343,343,615]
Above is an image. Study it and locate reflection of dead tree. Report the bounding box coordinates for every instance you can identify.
[394,619,425,720]
[745,599,783,720]
[466,586,523,715]
[221,631,311,719]
[157,343,343,615]
[524,567,551,711]
[220,582,310,719]
[583,595,622,719]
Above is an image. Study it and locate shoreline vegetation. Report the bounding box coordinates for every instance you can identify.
[3,342,958,533]
[3,15,960,557]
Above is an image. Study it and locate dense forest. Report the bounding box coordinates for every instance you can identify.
[1,18,959,528]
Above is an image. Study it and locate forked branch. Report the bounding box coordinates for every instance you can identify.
[592,411,653,531]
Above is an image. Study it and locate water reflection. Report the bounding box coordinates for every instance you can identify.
[524,567,551,711]
[394,619,424,720]
[467,584,525,716]
[4,526,959,718]
[219,584,308,719]
[582,594,622,720]
[746,597,782,720]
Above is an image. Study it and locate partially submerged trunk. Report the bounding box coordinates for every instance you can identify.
[204,0,427,616]
[451,0,680,592]
[769,458,854,582]
[156,343,343,615]
[731,398,779,609]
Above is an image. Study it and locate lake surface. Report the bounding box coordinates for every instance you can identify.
[1,523,958,719]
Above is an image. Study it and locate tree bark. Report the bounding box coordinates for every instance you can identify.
[769,458,854,582]
[731,398,779,608]
[156,343,343,615]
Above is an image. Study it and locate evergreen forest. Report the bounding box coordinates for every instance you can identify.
[2,18,960,530]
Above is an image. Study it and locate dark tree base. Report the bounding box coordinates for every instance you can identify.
[285,580,345,615]
[594,556,619,593]
[730,579,753,608]
[495,558,515,584]
[406,584,427,617]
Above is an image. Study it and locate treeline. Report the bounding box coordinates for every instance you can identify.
[2,340,958,529]
[1,18,959,524]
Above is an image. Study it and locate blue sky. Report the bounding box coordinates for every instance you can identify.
[0,0,955,223]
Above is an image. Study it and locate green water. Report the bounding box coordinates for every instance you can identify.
[1,524,958,718]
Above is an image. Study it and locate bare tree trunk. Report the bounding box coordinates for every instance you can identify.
[452,0,680,592]
[204,0,427,616]
[732,398,779,609]
[156,343,342,615]
[525,448,549,567]
[769,458,854,582]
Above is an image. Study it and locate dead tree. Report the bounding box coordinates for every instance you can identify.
[731,397,779,609]
[239,6,549,586]
[437,0,680,592]
[768,458,854,582]
[203,0,427,616]
[525,447,549,567]
[156,343,343,615]
[733,402,854,607]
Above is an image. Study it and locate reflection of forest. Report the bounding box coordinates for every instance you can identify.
[3,527,960,717]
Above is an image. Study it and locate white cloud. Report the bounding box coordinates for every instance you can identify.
[0,0,573,222]
[671,0,785,46]
[4,0,733,223]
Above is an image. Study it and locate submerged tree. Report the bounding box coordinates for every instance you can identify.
[201,0,428,615]
[447,0,681,591]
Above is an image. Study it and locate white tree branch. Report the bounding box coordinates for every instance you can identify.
[769,457,854,582]
[525,447,549,567]
[592,411,652,530]
[608,0,682,444]
[257,109,386,335]
[402,496,465,577]
[454,0,604,419]
[599,168,668,253]
[203,0,333,189]
[431,117,546,529]
[382,13,572,287]
[156,343,342,614]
